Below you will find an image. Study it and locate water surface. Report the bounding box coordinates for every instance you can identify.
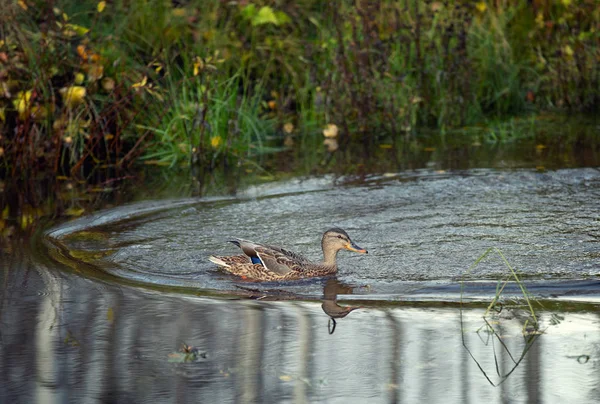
[45,168,600,300]
[2,162,600,403]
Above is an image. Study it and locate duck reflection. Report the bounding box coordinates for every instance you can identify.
[321,278,361,334]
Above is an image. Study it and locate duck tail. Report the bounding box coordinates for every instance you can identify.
[228,239,241,248]
[208,256,230,268]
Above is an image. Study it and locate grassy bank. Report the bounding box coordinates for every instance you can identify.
[0,0,598,177]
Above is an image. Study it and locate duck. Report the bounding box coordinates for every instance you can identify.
[209,228,368,281]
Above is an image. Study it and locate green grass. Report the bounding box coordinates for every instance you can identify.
[1,0,598,176]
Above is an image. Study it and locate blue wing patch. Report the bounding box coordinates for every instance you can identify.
[251,256,262,265]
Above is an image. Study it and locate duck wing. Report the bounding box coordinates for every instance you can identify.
[229,238,310,276]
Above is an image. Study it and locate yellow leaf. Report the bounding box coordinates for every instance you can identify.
[0,147,4,157]
[20,213,35,229]
[424,147,436,152]
[97,1,106,12]
[283,122,294,134]
[131,76,147,88]
[535,13,544,28]
[18,0,27,10]
[379,144,392,149]
[60,86,87,108]
[279,375,293,382]
[323,123,338,138]
[323,138,338,152]
[193,56,203,76]
[210,136,222,148]
[476,2,487,12]
[86,64,104,81]
[101,77,115,91]
[65,207,85,216]
[63,24,90,36]
[172,7,186,17]
[13,90,33,119]
[563,45,574,57]
[74,72,85,85]
[0,107,5,122]
[107,307,114,322]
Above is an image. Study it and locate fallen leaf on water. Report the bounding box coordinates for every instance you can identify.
[379,144,392,149]
[97,1,106,12]
[279,375,293,382]
[424,147,436,152]
[107,307,114,323]
[535,144,546,150]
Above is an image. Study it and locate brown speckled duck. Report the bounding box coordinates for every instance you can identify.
[209,228,368,281]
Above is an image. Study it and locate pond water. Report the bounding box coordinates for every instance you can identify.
[46,168,600,299]
[2,142,600,402]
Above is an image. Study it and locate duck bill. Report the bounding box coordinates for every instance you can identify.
[345,241,368,254]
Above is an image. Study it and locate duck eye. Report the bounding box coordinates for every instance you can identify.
[337,235,344,240]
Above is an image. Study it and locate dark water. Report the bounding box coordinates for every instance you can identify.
[2,246,600,403]
[3,123,600,404]
[1,166,599,403]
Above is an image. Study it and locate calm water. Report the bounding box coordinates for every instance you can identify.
[2,139,600,402]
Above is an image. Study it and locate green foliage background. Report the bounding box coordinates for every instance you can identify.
[0,0,598,174]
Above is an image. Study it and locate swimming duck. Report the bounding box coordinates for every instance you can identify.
[209,228,368,281]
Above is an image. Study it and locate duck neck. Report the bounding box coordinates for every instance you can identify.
[322,243,339,267]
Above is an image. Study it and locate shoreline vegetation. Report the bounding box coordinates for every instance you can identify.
[0,0,598,177]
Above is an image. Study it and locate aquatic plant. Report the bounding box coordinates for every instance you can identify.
[459,247,542,386]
